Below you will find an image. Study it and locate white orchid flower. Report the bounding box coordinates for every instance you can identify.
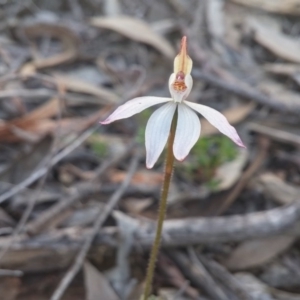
[101,36,245,169]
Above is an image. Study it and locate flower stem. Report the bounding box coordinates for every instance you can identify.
[142,111,177,300]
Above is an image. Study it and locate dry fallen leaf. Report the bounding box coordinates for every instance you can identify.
[248,20,300,63]
[122,198,153,214]
[90,15,175,58]
[0,97,61,143]
[24,97,61,121]
[19,62,37,76]
[257,173,300,205]
[264,63,300,86]
[58,164,96,182]
[53,73,119,104]
[0,244,74,272]
[231,0,300,16]
[257,80,300,113]
[109,169,163,189]
[84,260,119,300]
[248,121,300,146]
[0,103,108,143]
[264,63,300,76]
[214,149,248,191]
[22,23,80,68]
[224,236,295,270]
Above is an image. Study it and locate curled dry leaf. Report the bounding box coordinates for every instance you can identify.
[22,23,80,69]
[90,16,175,58]
[231,0,300,16]
[248,20,300,63]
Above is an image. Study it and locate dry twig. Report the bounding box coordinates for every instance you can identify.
[2,201,300,269]
[167,249,230,300]
[196,253,253,300]
[136,201,300,246]
[50,151,139,300]
[25,142,134,235]
[0,125,99,204]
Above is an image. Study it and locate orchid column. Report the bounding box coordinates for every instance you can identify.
[101,37,245,299]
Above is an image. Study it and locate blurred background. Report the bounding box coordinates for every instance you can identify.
[0,0,300,299]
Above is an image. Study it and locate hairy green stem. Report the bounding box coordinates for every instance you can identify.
[142,112,177,300]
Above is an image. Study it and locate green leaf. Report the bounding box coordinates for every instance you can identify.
[90,136,108,157]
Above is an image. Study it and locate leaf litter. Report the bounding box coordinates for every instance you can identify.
[0,1,299,300]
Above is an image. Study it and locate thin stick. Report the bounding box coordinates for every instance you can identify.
[167,249,229,300]
[142,112,177,300]
[50,152,139,300]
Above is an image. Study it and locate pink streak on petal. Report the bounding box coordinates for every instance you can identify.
[184,101,246,148]
[100,97,172,124]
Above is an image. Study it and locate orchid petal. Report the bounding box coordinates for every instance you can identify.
[184,101,245,147]
[173,103,201,161]
[100,97,172,124]
[145,102,177,168]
